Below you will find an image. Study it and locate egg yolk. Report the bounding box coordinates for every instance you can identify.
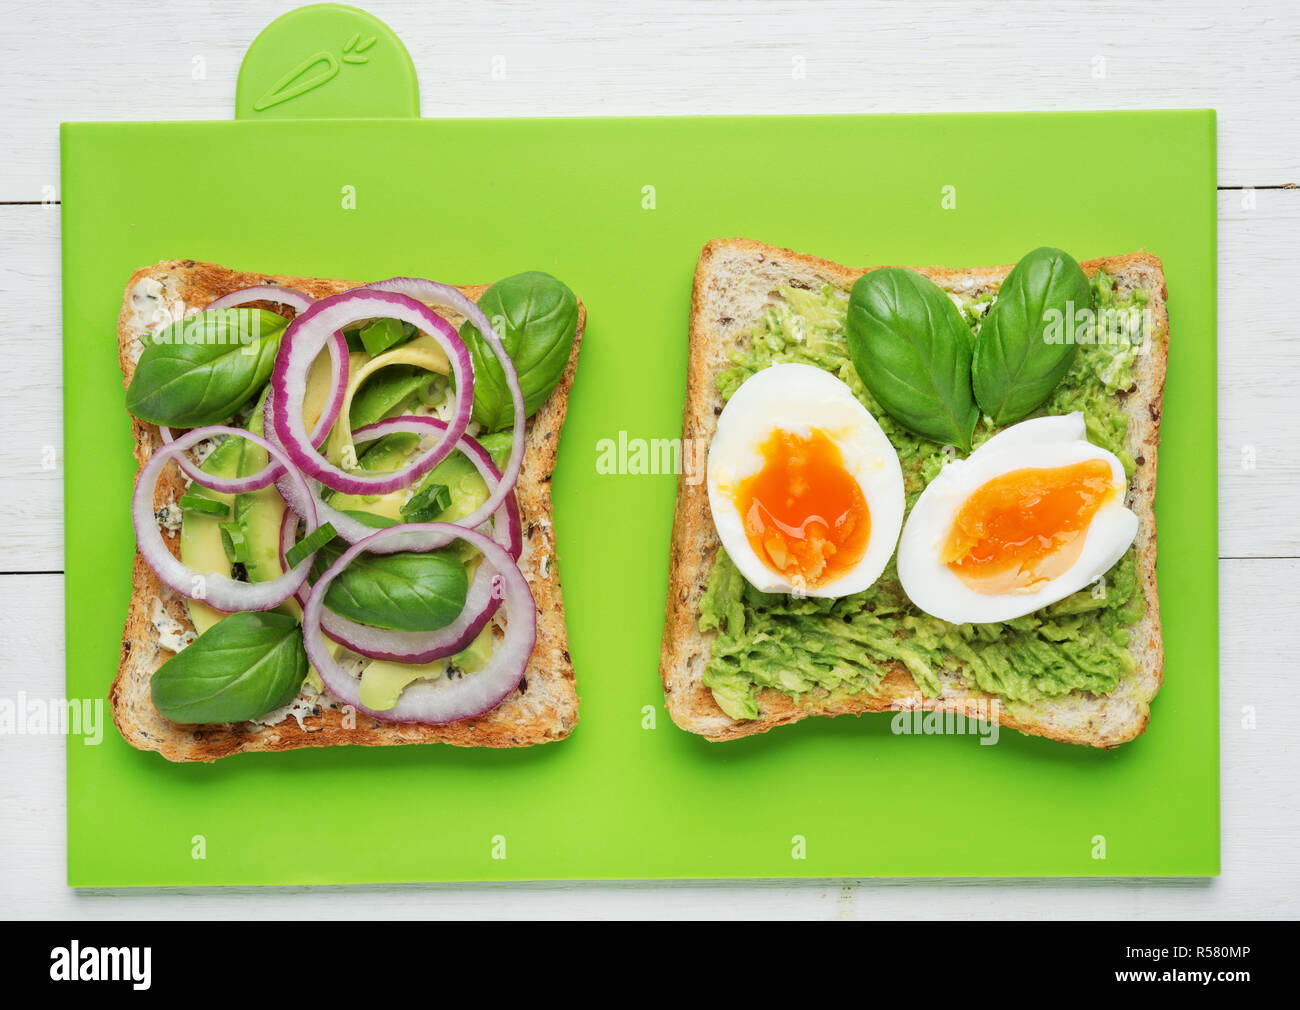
[942,458,1117,595]
[734,428,870,589]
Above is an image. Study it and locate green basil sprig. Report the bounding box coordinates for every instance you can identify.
[459,271,579,432]
[845,268,979,452]
[150,611,308,724]
[125,308,287,427]
[972,247,1093,425]
[311,544,468,632]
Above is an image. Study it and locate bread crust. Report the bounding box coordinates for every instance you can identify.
[660,238,1167,747]
[112,260,583,760]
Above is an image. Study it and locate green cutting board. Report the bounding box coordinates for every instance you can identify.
[61,5,1217,884]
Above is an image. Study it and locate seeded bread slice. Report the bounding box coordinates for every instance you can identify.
[659,238,1167,747]
[111,260,583,761]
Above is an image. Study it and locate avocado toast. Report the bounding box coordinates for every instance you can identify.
[660,238,1167,747]
[113,261,583,761]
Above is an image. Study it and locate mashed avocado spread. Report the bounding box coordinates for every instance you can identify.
[700,271,1149,721]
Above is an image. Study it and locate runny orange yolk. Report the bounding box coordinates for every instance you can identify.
[942,458,1117,595]
[734,428,870,589]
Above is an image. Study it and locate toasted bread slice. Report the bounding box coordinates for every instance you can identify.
[112,260,583,760]
[660,238,1167,747]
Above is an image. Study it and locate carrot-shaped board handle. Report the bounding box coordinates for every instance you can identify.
[235,3,419,120]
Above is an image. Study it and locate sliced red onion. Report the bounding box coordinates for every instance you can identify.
[366,277,526,534]
[132,426,320,612]
[351,415,522,559]
[270,289,473,495]
[303,524,536,723]
[278,416,523,660]
[207,285,316,314]
[274,471,399,547]
[159,289,348,494]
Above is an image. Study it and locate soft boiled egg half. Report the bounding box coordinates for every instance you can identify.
[707,362,905,597]
[897,412,1138,624]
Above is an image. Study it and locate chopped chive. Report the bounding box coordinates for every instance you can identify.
[219,522,249,564]
[358,317,411,357]
[178,493,230,518]
[285,522,338,568]
[338,509,399,529]
[401,482,452,523]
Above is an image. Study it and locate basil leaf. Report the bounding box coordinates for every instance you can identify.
[311,543,468,632]
[125,308,287,427]
[845,268,979,452]
[459,271,579,431]
[972,247,1093,425]
[150,612,307,724]
[350,364,429,429]
[475,430,513,471]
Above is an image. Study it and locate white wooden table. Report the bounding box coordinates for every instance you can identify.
[2,0,1297,920]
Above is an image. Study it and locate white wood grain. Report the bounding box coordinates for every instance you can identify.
[0,206,61,572]
[0,0,1297,200]
[1,559,1295,918]
[1217,188,1300,558]
[1,0,1297,919]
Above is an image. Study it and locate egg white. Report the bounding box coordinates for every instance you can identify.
[897,412,1139,624]
[706,362,905,597]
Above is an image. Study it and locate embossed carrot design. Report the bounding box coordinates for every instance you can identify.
[253,33,378,111]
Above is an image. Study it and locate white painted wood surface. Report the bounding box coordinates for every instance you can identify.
[1,0,1297,919]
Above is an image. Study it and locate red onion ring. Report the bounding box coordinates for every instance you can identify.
[303,523,536,723]
[366,277,526,536]
[270,289,473,495]
[132,425,321,612]
[159,287,348,494]
[351,415,522,560]
[206,285,316,314]
[279,507,312,609]
[277,417,523,661]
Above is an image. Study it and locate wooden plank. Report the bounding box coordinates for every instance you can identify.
[0,205,61,571]
[1218,187,1300,557]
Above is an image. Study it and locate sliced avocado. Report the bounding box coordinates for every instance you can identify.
[326,432,420,521]
[302,342,341,433]
[178,392,290,629]
[328,431,493,532]
[420,452,489,524]
[325,339,449,466]
[236,399,289,584]
[178,436,242,634]
[452,623,493,674]
[358,657,448,711]
[356,624,495,711]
